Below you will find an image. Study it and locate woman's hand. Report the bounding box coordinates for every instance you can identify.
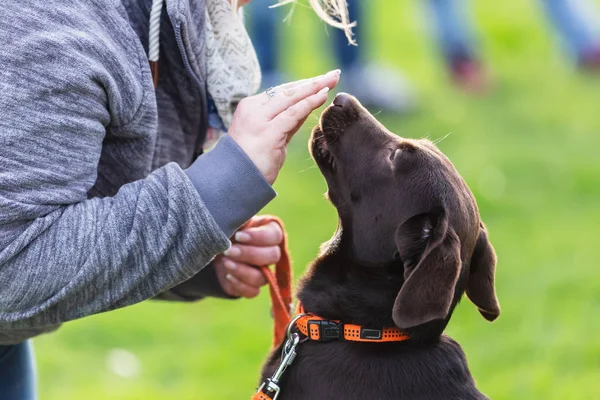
[214,218,284,298]
[228,70,341,184]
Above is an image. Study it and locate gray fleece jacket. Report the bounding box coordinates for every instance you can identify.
[0,0,276,344]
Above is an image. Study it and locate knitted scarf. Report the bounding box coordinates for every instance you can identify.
[204,0,262,129]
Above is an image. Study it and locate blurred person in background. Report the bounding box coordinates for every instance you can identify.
[245,0,417,112]
[245,0,503,97]
[0,0,349,398]
[246,0,600,94]
[427,0,600,92]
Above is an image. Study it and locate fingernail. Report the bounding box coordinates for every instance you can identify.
[223,246,241,257]
[224,259,237,270]
[234,231,251,243]
[226,273,235,282]
[325,69,341,77]
[318,87,330,95]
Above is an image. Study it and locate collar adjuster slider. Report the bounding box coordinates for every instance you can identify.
[360,328,383,340]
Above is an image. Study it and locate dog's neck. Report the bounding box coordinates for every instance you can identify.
[296,239,404,329]
[296,231,462,344]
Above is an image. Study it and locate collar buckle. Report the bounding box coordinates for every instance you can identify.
[307,320,344,342]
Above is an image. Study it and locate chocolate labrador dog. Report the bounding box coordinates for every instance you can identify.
[259,93,500,400]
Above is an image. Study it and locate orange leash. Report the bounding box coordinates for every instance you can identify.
[244,216,293,348]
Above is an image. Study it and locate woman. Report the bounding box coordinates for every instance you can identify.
[0,0,351,398]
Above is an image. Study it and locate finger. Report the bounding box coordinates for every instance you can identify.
[271,86,331,137]
[224,272,261,299]
[275,74,329,92]
[234,222,284,246]
[223,259,268,287]
[223,244,281,266]
[235,215,272,233]
[265,74,332,101]
[265,69,340,119]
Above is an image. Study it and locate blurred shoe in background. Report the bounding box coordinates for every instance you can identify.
[579,47,600,71]
[448,54,491,93]
[341,64,417,113]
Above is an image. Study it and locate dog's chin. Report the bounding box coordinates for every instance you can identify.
[310,125,336,173]
[310,102,354,169]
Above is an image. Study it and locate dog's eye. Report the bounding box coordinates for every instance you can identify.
[389,148,400,161]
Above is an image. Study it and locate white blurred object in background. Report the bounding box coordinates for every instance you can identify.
[105,348,142,379]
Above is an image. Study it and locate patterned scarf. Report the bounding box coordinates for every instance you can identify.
[204,0,262,129]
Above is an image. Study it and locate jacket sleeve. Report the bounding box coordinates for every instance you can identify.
[156,263,235,301]
[0,2,274,330]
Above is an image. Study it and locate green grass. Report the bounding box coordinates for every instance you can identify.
[34,1,600,399]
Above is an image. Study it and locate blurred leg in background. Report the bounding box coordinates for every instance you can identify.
[245,0,416,113]
[332,0,416,112]
[540,0,600,70]
[244,0,290,89]
[428,0,490,92]
[0,341,37,400]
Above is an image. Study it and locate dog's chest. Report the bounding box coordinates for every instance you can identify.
[262,340,487,400]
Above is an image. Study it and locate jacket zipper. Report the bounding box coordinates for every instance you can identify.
[172,21,209,163]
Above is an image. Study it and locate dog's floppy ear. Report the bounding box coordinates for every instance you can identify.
[393,210,462,329]
[466,222,500,321]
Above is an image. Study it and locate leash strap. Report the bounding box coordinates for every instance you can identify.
[244,216,293,348]
[252,393,273,400]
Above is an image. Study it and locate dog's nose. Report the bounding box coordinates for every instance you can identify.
[333,92,352,108]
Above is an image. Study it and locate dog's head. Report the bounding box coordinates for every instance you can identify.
[309,93,500,331]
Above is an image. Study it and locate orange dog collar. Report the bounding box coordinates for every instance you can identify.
[294,302,410,343]
[295,313,410,343]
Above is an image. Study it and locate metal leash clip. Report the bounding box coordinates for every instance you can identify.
[256,314,307,400]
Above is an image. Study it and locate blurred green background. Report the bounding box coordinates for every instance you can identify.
[35,0,600,399]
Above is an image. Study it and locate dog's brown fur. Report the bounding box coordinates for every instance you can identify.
[259,93,500,400]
